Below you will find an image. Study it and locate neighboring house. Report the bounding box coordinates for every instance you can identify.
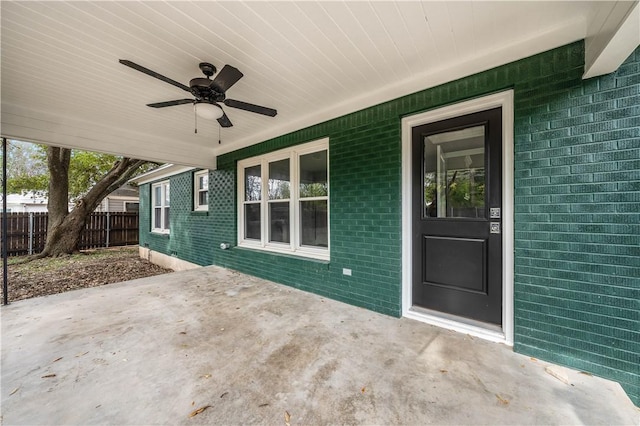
[2,192,49,213]
[94,184,140,213]
[136,42,639,405]
[2,185,140,213]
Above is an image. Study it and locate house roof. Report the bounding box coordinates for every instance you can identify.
[107,184,139,198]
[2,2,638,169]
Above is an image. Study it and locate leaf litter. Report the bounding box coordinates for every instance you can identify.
[1,247,171,302]
[188,405,211,418]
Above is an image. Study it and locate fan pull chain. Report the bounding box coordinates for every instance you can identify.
[194,107,198,134]
[218,124,221,144]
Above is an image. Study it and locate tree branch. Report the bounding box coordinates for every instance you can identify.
[78,158,151,213]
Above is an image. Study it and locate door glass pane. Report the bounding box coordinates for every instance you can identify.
[268,159,290,200]
[164,184,170,206]
[424,126,485,218]
[300,200,328,247]
[244,204,261,240]
[269,202,290,243]
[300,150,328,198]
[245,165,262,201]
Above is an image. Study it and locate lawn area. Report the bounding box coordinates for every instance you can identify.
[0,246,172,302]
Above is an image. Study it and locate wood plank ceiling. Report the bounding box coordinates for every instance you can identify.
[0,1,620,168]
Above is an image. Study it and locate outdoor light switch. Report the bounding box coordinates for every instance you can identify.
[343,268,352,276]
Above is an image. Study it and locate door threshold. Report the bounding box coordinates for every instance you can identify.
[405,306,510,345]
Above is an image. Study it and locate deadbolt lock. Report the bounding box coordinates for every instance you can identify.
[490,222,501,234]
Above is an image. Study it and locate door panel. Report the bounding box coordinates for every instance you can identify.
[423,236,486,293]
[412,107,502,325]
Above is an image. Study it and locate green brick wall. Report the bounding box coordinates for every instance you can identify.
[213,118,403,316]
[513,47,640,404]
[139,170,215,266]
[140,41,639,404]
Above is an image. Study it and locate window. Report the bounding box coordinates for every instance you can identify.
[124,202,139,212]
[152,181,170,233]
[194,170,209,211]
[238,138,329,260]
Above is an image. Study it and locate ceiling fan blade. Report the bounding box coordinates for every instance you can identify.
[119,59,191,93]
[211,65,243,93]
[224,99,277,117]
[147,99,194,108]
[217,112,233,128]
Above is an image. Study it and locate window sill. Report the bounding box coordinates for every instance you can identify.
[151,230,170,238]
[235,244,330,264]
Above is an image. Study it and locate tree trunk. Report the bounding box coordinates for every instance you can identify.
[38,146,148,258]
[41,147,73,257]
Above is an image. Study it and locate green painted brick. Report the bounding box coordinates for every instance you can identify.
[138,41,640,405]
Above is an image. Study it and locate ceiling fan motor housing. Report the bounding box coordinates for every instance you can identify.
[189,78,225,102]
[199,62,216,77]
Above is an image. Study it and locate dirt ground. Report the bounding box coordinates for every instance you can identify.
[0,246,172,303]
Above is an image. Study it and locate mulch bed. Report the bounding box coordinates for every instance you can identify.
[0,246,172,303]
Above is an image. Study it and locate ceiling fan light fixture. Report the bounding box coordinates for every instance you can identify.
[194,102,224,120]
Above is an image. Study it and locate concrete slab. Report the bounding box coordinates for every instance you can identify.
[2,266,638,425]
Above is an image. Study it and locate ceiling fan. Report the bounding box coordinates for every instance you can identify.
[119,60,277,128]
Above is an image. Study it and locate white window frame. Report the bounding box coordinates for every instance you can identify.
[194,170,209,211]
[237,138,329,261]
[151,180,170,234]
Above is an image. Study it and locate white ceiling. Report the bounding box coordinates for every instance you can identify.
[1,1,637,168]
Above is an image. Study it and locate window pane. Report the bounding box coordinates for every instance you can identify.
[125,203,139,212]
[245,165,262,201]
[198,191,208,206]
[154,207,161,228]
[268,159,290,200]
[164,207,170,230]
[300,150,328,198]
[198,174,208,191]
[424,126,485,218]
[300,200,328,247]
[165,184,170,206]
[154,186,162,207]
[244,204,261,240]
[269,202,290,243]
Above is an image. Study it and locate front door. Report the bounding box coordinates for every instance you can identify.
[412,107,502,325]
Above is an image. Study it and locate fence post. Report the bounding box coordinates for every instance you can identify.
[106,211,110,248]
[28,212,34,255]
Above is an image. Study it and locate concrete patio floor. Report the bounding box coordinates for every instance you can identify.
[1,266,638,425]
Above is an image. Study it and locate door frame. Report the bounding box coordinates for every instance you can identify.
[401,90,514,345]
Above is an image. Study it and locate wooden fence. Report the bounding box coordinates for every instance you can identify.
[1,212,139,257]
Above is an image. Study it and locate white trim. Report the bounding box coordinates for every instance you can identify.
[237,138,330,261]
[401,90,515,346]
[151,180,170,234]
[583,1,640,79]
[130,164,195,185]
[193,169,209,212]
